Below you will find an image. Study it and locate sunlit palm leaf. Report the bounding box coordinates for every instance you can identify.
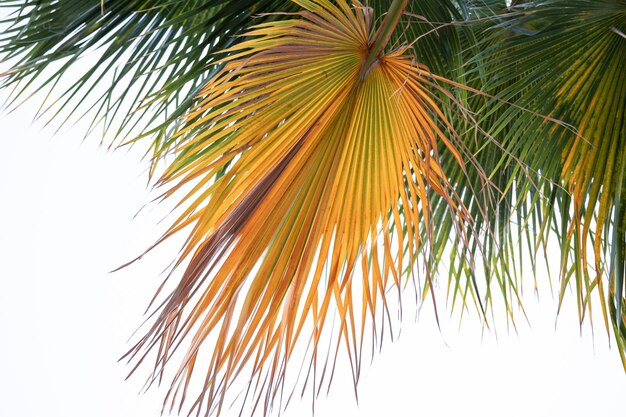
[123,1,473,414]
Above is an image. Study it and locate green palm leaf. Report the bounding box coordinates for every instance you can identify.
[0,0,298,164]
[465,0,626,360]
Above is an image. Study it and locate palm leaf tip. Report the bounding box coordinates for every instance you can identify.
[125,0,476,415]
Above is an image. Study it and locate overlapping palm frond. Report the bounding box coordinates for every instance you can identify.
[120,0,483,414]
[462,0,626,360]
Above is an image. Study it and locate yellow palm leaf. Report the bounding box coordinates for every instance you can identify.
[126,0,472,414]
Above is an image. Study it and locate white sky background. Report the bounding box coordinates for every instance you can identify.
[2,93,626,417]
[1,58,626,417]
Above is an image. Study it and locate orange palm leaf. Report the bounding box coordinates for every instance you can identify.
[125,1,473,415]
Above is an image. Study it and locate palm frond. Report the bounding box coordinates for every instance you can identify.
[122,1,479,414]
[0,0,297,163]
[465,0,626,357]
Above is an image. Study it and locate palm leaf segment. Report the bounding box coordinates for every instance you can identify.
[126,0,471,414]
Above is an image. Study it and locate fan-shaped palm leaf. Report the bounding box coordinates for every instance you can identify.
[464,0,626,360]
[121,1,478,415]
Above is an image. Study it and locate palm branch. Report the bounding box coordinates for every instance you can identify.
[1,0,625,415]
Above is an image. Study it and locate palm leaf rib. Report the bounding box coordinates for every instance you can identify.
[121,1,477,414]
